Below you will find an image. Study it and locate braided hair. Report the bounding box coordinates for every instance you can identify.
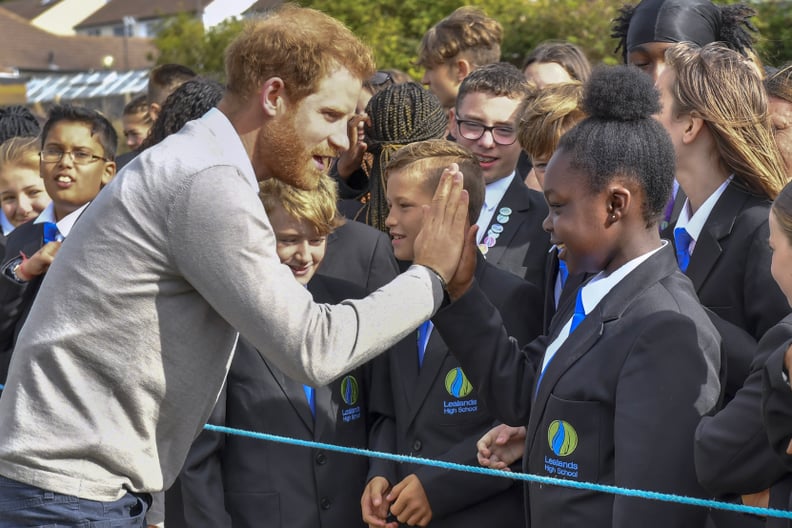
[0,105,40,145]
[362,82,448,231]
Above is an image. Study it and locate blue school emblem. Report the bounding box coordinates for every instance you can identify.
[444,368,473,398]
[340,375,359,405]
[548,420,578,457]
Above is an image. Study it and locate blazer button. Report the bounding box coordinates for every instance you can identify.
[315,452,327,465]
[320,497,332,510]
[412,440,422,452]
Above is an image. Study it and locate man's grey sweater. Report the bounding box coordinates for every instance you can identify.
[0,109,443,501]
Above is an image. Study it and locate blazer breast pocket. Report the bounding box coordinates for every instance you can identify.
[531,394,604,484]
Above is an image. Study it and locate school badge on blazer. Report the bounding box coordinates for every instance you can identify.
[544,419,580,479]
[340,375,361,423]
[442,367,478,416]
[548,420,578,456]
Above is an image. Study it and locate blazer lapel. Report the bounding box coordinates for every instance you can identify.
[686,182,748,291]
[404,330,447,428]
[391,334,421,415]
[526,245,679,447]
[313,384,336,439]
[482,177,529,264]
[259,351,315,431]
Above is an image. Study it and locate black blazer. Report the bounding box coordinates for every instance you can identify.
[696,314,792,528]
[762,326,792,528]
[482,176,550,290]
[180,274,372,528]
[762,327,792,469]
[0,221,49,382]
[542,248,587,335]
[318,219,399,293]
[666,181,789,400]
[433,244,722,528]
[367,255,543,528]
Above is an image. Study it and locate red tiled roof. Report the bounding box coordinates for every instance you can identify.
[0,7,157,72]
[1,0,64,21]
[74,0,212,29]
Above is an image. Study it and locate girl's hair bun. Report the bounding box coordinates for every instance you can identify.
[583,65,661,121]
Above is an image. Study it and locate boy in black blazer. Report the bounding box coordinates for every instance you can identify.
[181,175,377,528]
[361,139,542,528]
[0,105,116,382]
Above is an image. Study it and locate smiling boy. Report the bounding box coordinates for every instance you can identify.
[362,139,541,528]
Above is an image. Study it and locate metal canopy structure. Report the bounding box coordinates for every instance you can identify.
[25,68,149,103]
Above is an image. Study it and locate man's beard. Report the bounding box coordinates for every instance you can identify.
[254,111,332,190]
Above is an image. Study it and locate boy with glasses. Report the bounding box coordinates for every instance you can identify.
[451,63,550,289]
[1,104,116,369]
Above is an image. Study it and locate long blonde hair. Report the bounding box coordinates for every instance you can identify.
[665,42,787,199]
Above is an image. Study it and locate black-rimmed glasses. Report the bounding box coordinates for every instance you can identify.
[40,148,109,165]
[455,118,518,146]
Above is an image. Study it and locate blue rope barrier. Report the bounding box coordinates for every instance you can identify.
[203,423,792,520]
[1,382,790,519]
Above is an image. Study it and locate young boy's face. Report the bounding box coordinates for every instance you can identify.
[385,167,433,262]
[269,203,327,286]
[40,121,114,220]
[0,163,50,227]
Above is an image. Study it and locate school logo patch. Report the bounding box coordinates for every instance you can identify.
[340,375,359,405]
[444,368,473,398]
[548,420,578,457]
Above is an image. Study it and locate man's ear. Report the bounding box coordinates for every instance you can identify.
[260,77,287,117]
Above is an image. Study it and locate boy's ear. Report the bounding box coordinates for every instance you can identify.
[260,77,287,117]
[101,161,116,186]
[148,103,161,123]
[455,58,472,82]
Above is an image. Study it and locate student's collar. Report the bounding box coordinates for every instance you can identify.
[0,211,14,236]
[33,201,90,238]
[675,175,733,243]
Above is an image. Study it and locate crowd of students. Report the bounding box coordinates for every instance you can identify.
[2,1,792,528]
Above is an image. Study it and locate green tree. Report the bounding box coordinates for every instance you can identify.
[753,1,792,66]
[152,1,792,80]
[153,13,243,78]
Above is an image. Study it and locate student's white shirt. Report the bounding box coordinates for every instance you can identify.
[539,241,668,375]
[1,211,14,236]
[674,176,733,256]
[33,202,90,240]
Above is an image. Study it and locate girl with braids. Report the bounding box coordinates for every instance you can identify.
[339,82,448,232]
[612,0,758,81]
[0,106,40,145]
[432,64,721,527]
